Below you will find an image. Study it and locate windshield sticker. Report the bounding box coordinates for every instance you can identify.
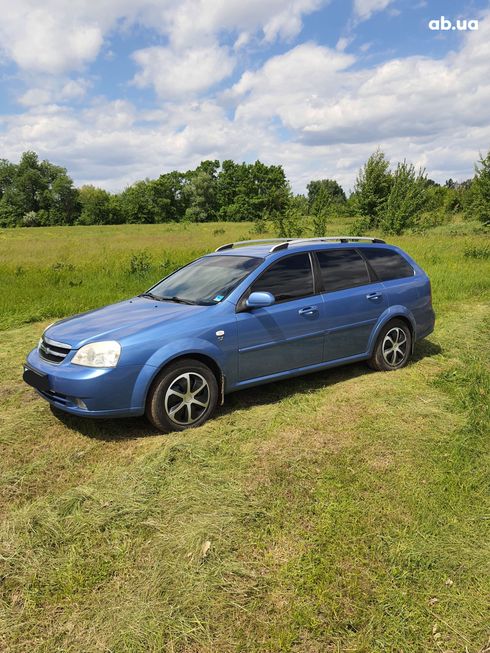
[213,295,225,302]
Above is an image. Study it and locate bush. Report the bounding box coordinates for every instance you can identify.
[463,245,490,260]
[51,262,75,272]
[352,149,392,228]
[411,209,450,233]
[470,151,490,226]
[251,218,267,234]
[270,203,305,238]
[350,215,372,236]
[128,251,152,275]
[380,161,427,234]
[21,211,41,227]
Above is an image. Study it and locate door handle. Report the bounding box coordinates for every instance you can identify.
[366,292,382,300]
[298,306,318,316]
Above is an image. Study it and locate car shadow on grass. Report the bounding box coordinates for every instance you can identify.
[411,337,441,362]
[50,407,161,441]
[51,338,442,442]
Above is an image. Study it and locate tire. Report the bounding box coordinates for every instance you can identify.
[145,358,218,433]
[368,319,412,371]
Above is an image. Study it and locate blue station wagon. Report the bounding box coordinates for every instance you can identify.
[24,237,435,432]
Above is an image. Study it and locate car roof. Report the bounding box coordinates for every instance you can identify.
[208,241,394,259]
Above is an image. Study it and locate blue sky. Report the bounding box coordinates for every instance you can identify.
[0,0,489,192]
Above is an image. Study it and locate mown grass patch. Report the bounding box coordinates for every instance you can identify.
[0,303,488,651]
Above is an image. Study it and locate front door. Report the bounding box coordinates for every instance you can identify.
[236,253,325,381]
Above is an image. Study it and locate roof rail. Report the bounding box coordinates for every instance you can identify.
[215,236,386,253]
[215,238,294,252]
[269,236,385,252]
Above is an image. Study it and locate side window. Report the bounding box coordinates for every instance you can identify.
[362,248,414,281]
[316,249,370,293]
[250,253,314,302]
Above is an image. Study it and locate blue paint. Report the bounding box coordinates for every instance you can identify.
[24,241,435,424]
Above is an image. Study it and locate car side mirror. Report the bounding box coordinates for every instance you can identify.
[246,291,275,309]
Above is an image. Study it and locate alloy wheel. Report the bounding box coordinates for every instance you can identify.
[382,327,408,367]
[164,372,210,425]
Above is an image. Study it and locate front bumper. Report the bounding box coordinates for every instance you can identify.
[24,347,152,418]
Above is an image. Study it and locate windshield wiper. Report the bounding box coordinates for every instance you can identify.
[160,295,199,305]
[140,292,199,305]
[139,292,162,301]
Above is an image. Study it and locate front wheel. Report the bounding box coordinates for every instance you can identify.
[368,319,412,371]
[146,359,218,433]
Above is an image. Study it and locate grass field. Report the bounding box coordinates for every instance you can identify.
[0,220,489,652]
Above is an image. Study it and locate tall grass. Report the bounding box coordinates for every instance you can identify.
[1,219,489,330]
[0,222,255,330]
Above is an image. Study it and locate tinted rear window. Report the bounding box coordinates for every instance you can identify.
[362,248,414,281]
[251,253,313,302]
[316,249,370,292]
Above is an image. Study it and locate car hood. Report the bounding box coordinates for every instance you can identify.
[44,297,210,349]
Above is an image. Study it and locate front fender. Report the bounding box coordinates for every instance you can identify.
[130,338,226,411]
[367,305,417,355]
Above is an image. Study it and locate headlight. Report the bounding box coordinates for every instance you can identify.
[72,341,121,368]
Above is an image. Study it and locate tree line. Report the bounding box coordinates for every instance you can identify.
[0,148,488,234]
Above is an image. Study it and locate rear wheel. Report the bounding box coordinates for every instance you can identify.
[146,359,218,433]
[368,319,412,371]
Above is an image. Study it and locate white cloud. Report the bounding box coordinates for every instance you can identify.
[132,45,235,99]
[153,0,327,50]
[230,43,356,128]
[1,87,487,196]
[0,3,105,74]
[0,1,489,196]
[17,77,90,107]
[228,15,490,152]
[354,0,394,21]
[234,32,251,50]
[60,78,90,101]
[228,14,489,188]
[18,88,52,107]
[0,98,258,191]
[336,36,353,51]
[359,41,373,52]
[0,0,327,75]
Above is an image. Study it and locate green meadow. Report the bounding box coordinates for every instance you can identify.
[0,219,489,652]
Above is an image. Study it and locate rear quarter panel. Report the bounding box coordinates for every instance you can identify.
[377,246,435,340]
[384,277,433,337]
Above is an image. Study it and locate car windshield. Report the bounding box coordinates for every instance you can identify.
[146,255,263,305]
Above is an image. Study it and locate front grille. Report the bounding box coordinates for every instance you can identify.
[38,389,69,405]
[39,336,71,364]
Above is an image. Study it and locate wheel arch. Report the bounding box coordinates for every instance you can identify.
[369,308,416,355]
[142,351,225,410]
[389,314,415,353]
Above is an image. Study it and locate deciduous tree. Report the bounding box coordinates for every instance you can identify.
[470,150,490,226]
[352,150,392,227]
[380,161,427,234]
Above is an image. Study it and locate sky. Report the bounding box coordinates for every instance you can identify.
[0,0,489,194]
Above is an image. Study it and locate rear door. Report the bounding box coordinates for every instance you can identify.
[360,247,432,336]
[315,249,388,361]
[236,253,325,381]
